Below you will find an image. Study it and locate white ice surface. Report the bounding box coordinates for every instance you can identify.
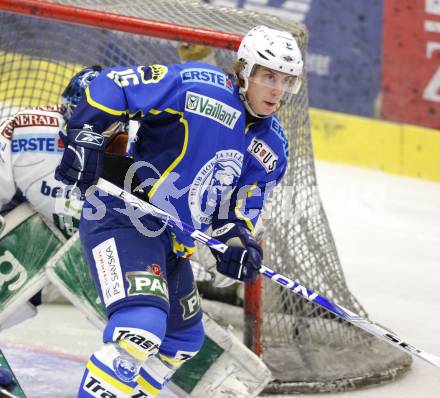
[1,160,440,397]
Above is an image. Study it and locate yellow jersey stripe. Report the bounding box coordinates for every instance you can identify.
[148,108,189,199]
[234,200,254,234]
[85,86,129,116]
[247,181,259,198]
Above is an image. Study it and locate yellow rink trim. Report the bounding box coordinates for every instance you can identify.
[0,51,84,107]
[310,108,440,183]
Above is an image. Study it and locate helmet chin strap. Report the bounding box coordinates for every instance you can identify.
[239,88,272,119]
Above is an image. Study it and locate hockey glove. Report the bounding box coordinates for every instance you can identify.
[211,223,262,283]
[55,126,105,195]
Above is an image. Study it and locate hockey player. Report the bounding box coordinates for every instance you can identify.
[55,25,303,397]
[0,66,104,238]
[0,66,106,396]
[0,65,129,331]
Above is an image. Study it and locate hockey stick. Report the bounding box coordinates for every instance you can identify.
[95,177,440,368]
[0,389,19,398]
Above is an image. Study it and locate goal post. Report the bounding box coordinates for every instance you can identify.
[0,0,411,393]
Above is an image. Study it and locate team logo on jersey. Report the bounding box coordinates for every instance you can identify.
[92,238,126,306]
[139,64,168,84]
[247,138,278,173]
[189,150,243,226]
[126,271,169,302]
[180,68,234,93]
[113,355,139,382]
[180,285,202,320]
[185,91,241,129]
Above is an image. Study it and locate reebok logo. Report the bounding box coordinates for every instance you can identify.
[212,223,235,237]
[185,91,241,129]
[75,130,103,147]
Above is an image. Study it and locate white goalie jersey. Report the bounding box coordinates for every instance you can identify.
[0,106,82,237]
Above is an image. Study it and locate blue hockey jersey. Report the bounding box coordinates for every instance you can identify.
[70,62,289,256]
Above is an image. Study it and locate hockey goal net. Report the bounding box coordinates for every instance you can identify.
[0,0,411,393]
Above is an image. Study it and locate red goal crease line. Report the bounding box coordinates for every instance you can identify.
[0,0,243,50]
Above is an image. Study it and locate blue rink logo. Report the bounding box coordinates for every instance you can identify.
[181,68,234,93]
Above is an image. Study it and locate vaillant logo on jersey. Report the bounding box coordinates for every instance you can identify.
[180,68,234,93]
[185,91,241,129]
[247,138,278,173]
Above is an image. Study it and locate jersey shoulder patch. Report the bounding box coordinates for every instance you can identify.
[247,137,278,173]
[269,116,289,157]
[179,63,234,94]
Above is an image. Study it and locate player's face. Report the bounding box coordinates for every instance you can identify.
[246,66,295,116]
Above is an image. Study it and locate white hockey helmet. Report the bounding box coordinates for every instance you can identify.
[237,25,304,117]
